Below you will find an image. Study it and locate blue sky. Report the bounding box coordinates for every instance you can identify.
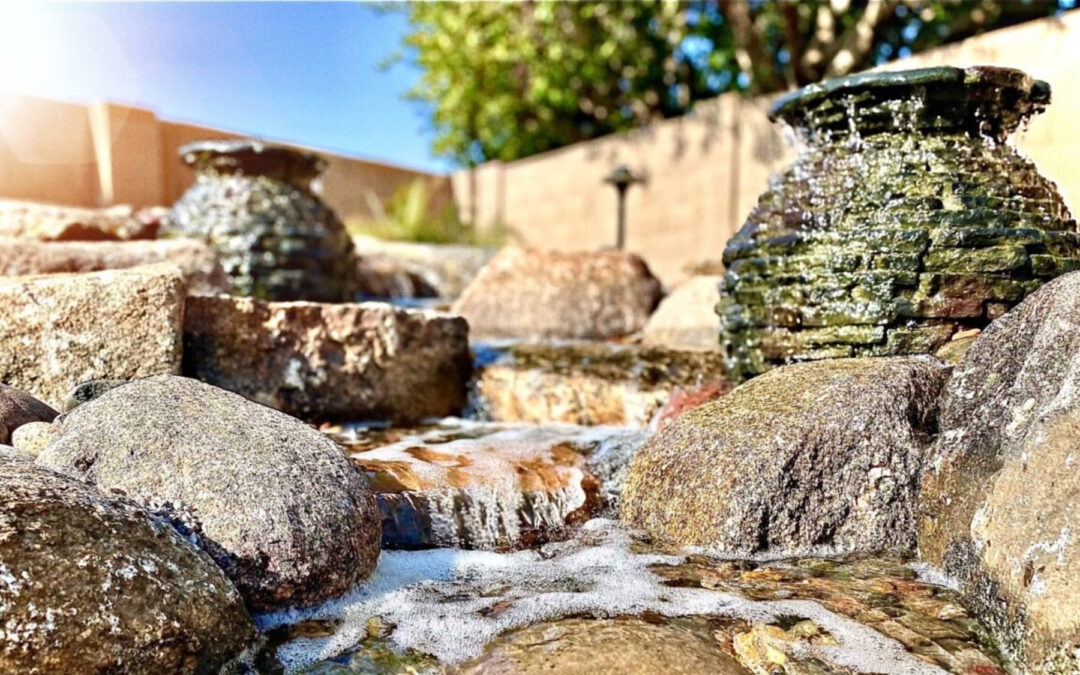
[0,2,448,172]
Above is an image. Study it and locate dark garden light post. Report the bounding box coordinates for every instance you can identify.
[604,164,643,250]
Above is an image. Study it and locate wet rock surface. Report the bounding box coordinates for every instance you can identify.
[642,275,724,350]
[471,342,728,426]
[453,247,664,340]
[0,457,258,673]
[332,421,647,550]
[623,357,949,555]
[0,238,229,294]
[0,383,56,444]
[36,375,382,611]
[919,270,1080,669]
[0,264,184,407]
[0,198,159,241]
[720,66,1079,380]
[183,295,472,424]
[165,140,358,302]
[265,519,1005,674]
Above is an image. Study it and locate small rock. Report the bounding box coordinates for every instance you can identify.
[0,238,229,294]
[472,342,728,426]
[0,264,185,407]
[61,378,131,411]
[10,421,56,456]
[183,295,472,423]
[0,457,258,673]
[0,383,57,444]
[353,236,494,300]
[622,357,950,555]
[642,275,724,350]
[36,375,381,611]
[453,246,664,340]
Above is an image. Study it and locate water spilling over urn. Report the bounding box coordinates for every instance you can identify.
[719,66,1079,381]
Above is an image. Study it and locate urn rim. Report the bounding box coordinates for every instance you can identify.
[179,139,327,183]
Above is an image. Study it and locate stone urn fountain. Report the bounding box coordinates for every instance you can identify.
[165,140,358,302]
[719,66,1079,381]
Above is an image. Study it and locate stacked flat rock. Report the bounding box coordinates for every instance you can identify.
[719,66,1080,380]
[165,140,358,302]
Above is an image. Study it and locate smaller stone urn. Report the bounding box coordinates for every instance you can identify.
[166,140,358,302]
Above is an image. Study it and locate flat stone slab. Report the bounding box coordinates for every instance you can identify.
[471,342,729,426]
[0,264,184,407]
[0,198,158,241]
[333,422,646,550]
[183,295,472,423]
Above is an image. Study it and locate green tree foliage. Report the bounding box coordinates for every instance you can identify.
[397,1,1067,165]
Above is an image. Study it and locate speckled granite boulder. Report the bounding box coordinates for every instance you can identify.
[0,264,184,407]
[453,247,664,340]
[183,295,471,423]
[642,275,723,350]
[622,357,949,555]
[0,239,228,294]
[36,375,381,611]
[919,271,1080,670]
[0,457,258,673]
[0,383,56,444]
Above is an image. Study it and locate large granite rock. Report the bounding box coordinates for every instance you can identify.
[918,271,1080,670]
[0,198,159,241]
[642,275,723,350]
[183,295,472,423]
[0,264,184,407]
[622,357,949,555]
[0,383,56,444]
[0,239,228,294]
[36,375,381,611]
[0,457,258,673]
[453,247,664,340]
[472,343,728,426]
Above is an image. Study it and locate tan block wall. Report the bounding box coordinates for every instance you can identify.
[453,11,1080,285]
[0,96,447,223]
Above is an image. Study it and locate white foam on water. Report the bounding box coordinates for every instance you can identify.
[258,519,947,674]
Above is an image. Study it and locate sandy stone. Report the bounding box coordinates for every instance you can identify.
[36,375,381,611]
[642,275,723,350]
[453,246,664,340]
[0,383,56,444]
[183,295,472,423]
[0,238,229,294]
[919,270,1080,670]
[0,264,184,407]
[472,343,728,426]
[0,198,159,241]
[0,457,258,673]
[10,421,56,456]
[353,235,494,300]
[622,357,949,556]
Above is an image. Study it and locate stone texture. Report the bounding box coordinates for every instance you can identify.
[353,235,494,300]
[0,457,258,673]
[36,375,381,611]
[642,275,724,350]
[0,198,159,241]
[471,342,728,426]
[183,295,472,423]
[720,66,1078,381]
[0,383,56,444]
[918,270,1080,670]
[10,421,56,456]
[622,357,950,555]
[0,238,229,294]
[0,264,184,407]
[335,423,641,549]
[453,246,664,340]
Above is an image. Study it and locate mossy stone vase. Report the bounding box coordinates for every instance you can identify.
[719,66,1079,381]
[166,140,358,302]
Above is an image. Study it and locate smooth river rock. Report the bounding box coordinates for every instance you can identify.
[918,270,1080,670]
[0,264,184,407]
[36,375,381,611]
[0,238,229,294]
[183,295,472,423]
[622,357,949,556]
[453,246,664,340]
[641,275,724,350]
[0,457,258,673]
[0,383,56,444]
